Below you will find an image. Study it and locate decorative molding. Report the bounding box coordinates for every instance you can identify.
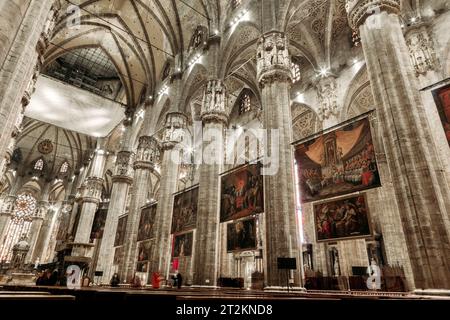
[405,23,437,77]
[316,76,339,120]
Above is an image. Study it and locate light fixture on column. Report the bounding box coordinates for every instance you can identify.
[319,67,329,77]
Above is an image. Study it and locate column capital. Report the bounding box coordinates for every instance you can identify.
[256,31,292,87]
[1,195,17,215]
[134,136,161,170]
[80,176,103,204]
[113,150,134,179]
[162,112,188,150]
[346,0,400,30]
[201,79,228,125]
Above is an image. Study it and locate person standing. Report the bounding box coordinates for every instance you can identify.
[176,271,183,289]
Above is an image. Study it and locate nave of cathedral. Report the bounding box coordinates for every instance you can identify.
[0,0,450,303]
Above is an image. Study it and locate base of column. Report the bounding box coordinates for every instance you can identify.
[264,286,306,292]
[414,289,450,297]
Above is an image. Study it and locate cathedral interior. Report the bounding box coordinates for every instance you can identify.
[0,0,450,305]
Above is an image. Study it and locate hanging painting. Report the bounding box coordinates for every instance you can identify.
[137,204,157,241]
[313,194,372,242]
[90,207,108,240]
[432,84,450,146]
[113,246,123,265]
[294,116,380,202]
[137,240,152,262]
[220,163,264,222]
[114,215,127,247]
[171,186,198,234]
[172,232,193,257]
[227,218,257,252]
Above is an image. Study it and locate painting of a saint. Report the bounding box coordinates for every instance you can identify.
[138,204,157,241]
[295,117,380,202]
[137,240,152,262]
[90,208,108,240]
[432,84,450,146]
[114,215,127,247]
[313,194,372,242]
[227,218,257,252]
[172,232,193,257]
[220,163,264,222]
[113,246,123,265]
[136,261,148,272]
[171,187,198,234]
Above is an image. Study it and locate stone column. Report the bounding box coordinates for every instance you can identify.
[192,79,228,286]
[96,150,133,284]
[150,112,187,279]
[121,136,160,281]
[0,195,16,244]
[26,200,47,263]
[256,32,303,288]
[0,1,60,170]
[72,145,106,257]
[347,0,450,289]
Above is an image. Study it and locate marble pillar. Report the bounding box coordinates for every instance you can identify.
[256,32,303,288]
[26,201,47,263]
[97,150,133,284]
[347,0,450,289]
[121,136,160,281]
[192,79,228,286]
[150,112,187,279]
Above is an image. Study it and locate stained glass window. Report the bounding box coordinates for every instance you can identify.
[60,161,69,173]
[292,62,301,83]
[34,158,44,171]
[0,194,36,262]
[239,93,251,114]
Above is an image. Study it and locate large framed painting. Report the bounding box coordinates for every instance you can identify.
[227,218,257,252]
[294,116,380,203]
[138,204,157,241]
[220,163,264,222]
[90,207,108,240]
[171,186,198,234]
[114,215,127,247]
[137,240,152,262]
[113,246,123,265]
[313,194,372,242]
[432,84,450,146]
[172,232,193,257]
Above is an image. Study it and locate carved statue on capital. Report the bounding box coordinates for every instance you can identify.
[405,24,437,77]
[114,151,134,177]
[35,201,49,219]
[317,76,338,120]
[256,32,292,85]
[346,0,400,30]
[1,196,16,215]
[201,80,228,124]
[82,177,104,200]
[135,136,160,166]
[162,112,188,149]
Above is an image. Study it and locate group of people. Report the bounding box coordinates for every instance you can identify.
[35,269,58,286]
[109,271,183,289]
[343,142,377,186]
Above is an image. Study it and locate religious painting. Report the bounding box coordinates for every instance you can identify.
[294,117,380,202]
[136,261,148,273]
[172,232,193,257]
[432,84,450,146]
[113,246,124,265]
[114,215,127,247]
[220,163,264,222]
[313,194,372,242]
[171,187,198,234]
[137,240,152,262]
[227,218,257,252]
[137,204,157,241]
[90,207,108,240]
